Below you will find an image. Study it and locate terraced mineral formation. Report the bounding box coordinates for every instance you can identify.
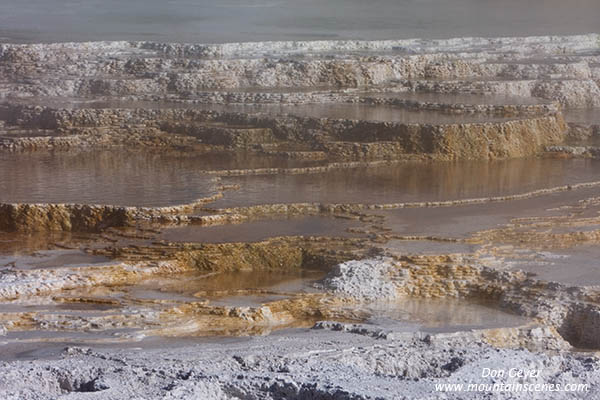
[1,34,598,159]
[1,34,600,399]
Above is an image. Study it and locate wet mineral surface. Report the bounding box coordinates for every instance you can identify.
[1,34,600,399]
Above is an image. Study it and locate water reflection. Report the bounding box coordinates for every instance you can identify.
[0,149,316,206]
[213,158,600,208]
[159,216,363,243]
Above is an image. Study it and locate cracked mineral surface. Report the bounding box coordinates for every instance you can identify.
[1,34,600,399]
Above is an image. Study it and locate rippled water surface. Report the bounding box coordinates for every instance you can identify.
[2,151,600,207]
[212,158,600,208]
[159,216,363,243]
[212,103,517,124]
[0,150,316,206]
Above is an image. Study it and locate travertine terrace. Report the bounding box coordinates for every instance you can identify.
[1,34,600,399]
